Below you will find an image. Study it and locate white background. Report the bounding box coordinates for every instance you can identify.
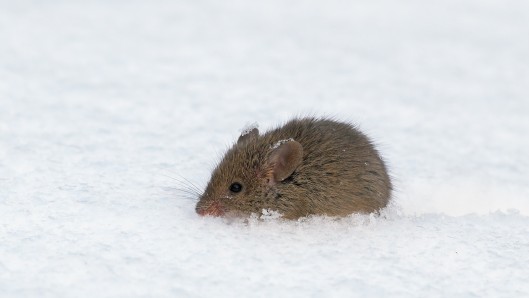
[1,0,528,297]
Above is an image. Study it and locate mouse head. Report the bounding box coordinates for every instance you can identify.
[195,128,303,217]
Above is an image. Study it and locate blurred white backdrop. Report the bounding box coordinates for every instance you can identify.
[1,0,528,297]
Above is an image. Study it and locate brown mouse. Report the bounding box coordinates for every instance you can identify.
[195,117,392,219]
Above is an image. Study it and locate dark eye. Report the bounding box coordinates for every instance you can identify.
[229,182,243,193]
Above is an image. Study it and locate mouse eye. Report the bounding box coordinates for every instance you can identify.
[229,182,243,193]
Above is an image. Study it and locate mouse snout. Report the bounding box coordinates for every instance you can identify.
[196,200,225,217]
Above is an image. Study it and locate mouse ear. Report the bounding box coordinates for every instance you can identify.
[237,128,259,144]
[266,140,303,185]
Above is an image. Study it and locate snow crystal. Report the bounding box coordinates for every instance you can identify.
[260,209,283,220]
[1,0,529,297]
[272,138,295,149]
[240,122,259,136]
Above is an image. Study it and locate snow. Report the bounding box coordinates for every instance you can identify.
[240,122,259,136]
[1,0,529,297]
[271,138,295,149]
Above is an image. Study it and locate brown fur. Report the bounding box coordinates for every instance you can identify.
[195,117,392,219]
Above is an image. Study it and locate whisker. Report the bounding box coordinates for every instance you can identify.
[175,194,198,201]
[163,186,200,201]
[173,188,201,197]
[177,176,203,194]
[161,172,203,194]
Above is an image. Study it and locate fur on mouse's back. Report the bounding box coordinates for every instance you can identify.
[195,117,392,219]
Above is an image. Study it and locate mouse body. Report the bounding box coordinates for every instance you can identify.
[195,117,392,219]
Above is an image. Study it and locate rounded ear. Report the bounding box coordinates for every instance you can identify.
[237,128,259,144]
[266,140,303,184]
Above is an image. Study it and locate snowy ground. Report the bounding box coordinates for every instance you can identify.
[1,0,529,297]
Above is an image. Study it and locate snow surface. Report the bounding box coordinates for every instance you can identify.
[1,0,529,297]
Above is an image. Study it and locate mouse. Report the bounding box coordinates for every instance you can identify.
[195,117,392,219]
